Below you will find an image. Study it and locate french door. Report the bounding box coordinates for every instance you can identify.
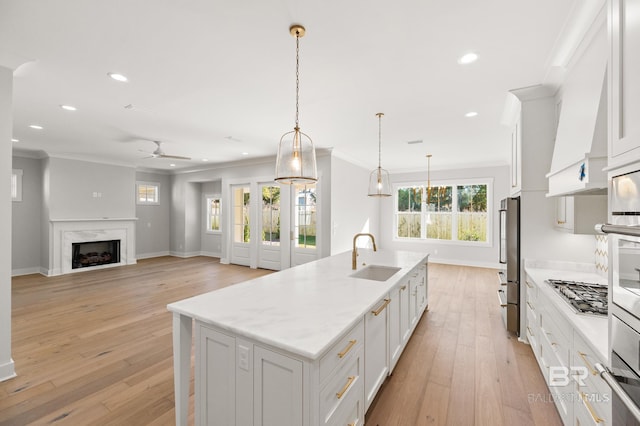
[290,183,317,267]
[230,184,251,266]
[258,184,281,270]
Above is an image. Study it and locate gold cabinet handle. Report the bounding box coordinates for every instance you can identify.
[338,340,357,359]
[372,299,390,316]
[578,351,597,375]
[580,391,604,423]
[336,375,356,399]
[400,285,407,291]
[557,220,566,225]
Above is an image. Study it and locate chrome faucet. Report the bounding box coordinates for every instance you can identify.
[352,233,377,269]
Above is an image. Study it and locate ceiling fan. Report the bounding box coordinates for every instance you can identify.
[141,140,191,160]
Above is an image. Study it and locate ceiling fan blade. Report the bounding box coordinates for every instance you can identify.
[158,154,191,160]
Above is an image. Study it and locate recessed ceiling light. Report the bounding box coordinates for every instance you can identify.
[11,138,19,143]
[29,124,43,130]
[202,158,209,162]
[60,105,77,111]
[107,72,128,82]
[465,111,478,117]
[457,52,478,65]
[242,152,249,156]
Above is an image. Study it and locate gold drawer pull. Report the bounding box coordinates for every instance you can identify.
[348,423,355,426]
[372,299,391,316]
[336,375,356,399]
[580,391,604,423]
[400,285,407,291]
[338,340,357,359]
[578,351,597,375]
[557,220,566,225]
[525,280,533,289]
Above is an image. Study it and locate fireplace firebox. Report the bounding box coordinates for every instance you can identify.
[72,240,121,269]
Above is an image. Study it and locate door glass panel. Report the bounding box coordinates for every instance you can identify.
[295,184,316,248]
[262,186,281,246]
[233,186,250,243]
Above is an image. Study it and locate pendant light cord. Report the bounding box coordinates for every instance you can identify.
[295,31,300,129]
[378,114,382,169]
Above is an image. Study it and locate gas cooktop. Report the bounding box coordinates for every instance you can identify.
[545,279,608,316]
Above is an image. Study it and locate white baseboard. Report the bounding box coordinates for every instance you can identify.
[199,251,222,258]
[11,267,43,277]
[0,359,16,382]
[136,251,171,260]
[428,257,502,270]
[169,251,202,258]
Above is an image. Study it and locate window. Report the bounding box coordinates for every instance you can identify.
[261,186,281,246]
[206,195,221,232]
[12,169,23,202]
[233,186,250,243]
[295,184,316,248]
[395,180,490,244]
[136,182,159,205]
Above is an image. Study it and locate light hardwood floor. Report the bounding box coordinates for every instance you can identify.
[0,257,561,425]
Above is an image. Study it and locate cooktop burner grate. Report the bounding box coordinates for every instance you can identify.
[545,279,608,316]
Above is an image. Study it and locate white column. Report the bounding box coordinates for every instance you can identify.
[0,64,15,381]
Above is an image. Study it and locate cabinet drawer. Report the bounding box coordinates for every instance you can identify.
[572,333,611,423]
[320,319,364,384]
[320,348,363,426]
[574,388,610,426]
[524,276,537,304]
[328,383,363,426]
[539,306,571,368]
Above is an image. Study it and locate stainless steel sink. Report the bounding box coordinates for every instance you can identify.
[350,265,401,282]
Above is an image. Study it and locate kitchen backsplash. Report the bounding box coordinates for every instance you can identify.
[595,234,608,277]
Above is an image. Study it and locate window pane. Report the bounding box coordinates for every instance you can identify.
[457,184,487,241]
[208,198,221,231]
[233,187,250,243]
[397,213,420,239]
[426,213,452,240]
[427,185,452,212]
[262,186,280,246]
[295,184,316,248]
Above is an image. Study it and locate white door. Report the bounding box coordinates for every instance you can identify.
[231,185,251,266]
[258,184,281,270]
[290,183,318,267]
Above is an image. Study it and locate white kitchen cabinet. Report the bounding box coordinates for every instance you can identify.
[572,332,611,425]
[554,195,607,234]
[609,0,640,167]
[510,119,522,195]
[254,345,304,426]
[195,325,236,426]
[364,295,390,411]
[388,285,402,373]
[417,264,428,313]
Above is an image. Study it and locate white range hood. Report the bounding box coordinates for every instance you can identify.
[546,22,607,197]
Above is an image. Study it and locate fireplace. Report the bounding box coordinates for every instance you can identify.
[72,240,121,269]
[49,218,137,276]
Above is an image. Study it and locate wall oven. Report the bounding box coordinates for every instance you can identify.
[595,167,640,424]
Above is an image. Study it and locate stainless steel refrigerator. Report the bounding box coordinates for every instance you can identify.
[498,196,520,335]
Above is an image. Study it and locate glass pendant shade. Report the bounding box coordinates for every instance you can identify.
[275,126,317,184]
[275,24,318,184]
[368,167,392,197]
[368,112,392,197]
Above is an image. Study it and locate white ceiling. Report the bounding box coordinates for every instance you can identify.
[1,0,583,173]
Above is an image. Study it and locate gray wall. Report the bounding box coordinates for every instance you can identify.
[381,165,510,268]
[47,157,136,219]
[12,156,43,275]
[135,171,171,258]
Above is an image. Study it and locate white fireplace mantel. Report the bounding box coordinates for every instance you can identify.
[49,218,137,276]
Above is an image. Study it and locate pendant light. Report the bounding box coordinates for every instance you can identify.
[367,113,392,197]
[426,154,433,224]
[275,25,318,184]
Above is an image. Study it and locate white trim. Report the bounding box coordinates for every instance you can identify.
[0,359,16,382]
[11,266,42,277]
[136,251,171,260]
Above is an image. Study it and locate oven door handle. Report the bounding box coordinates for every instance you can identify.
[595,363,640,423]
[595,223,640,237]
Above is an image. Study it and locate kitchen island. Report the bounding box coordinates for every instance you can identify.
[168,249,429,426]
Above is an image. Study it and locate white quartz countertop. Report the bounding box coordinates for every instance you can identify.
[167,249,429,360]
[524,260,608,362]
